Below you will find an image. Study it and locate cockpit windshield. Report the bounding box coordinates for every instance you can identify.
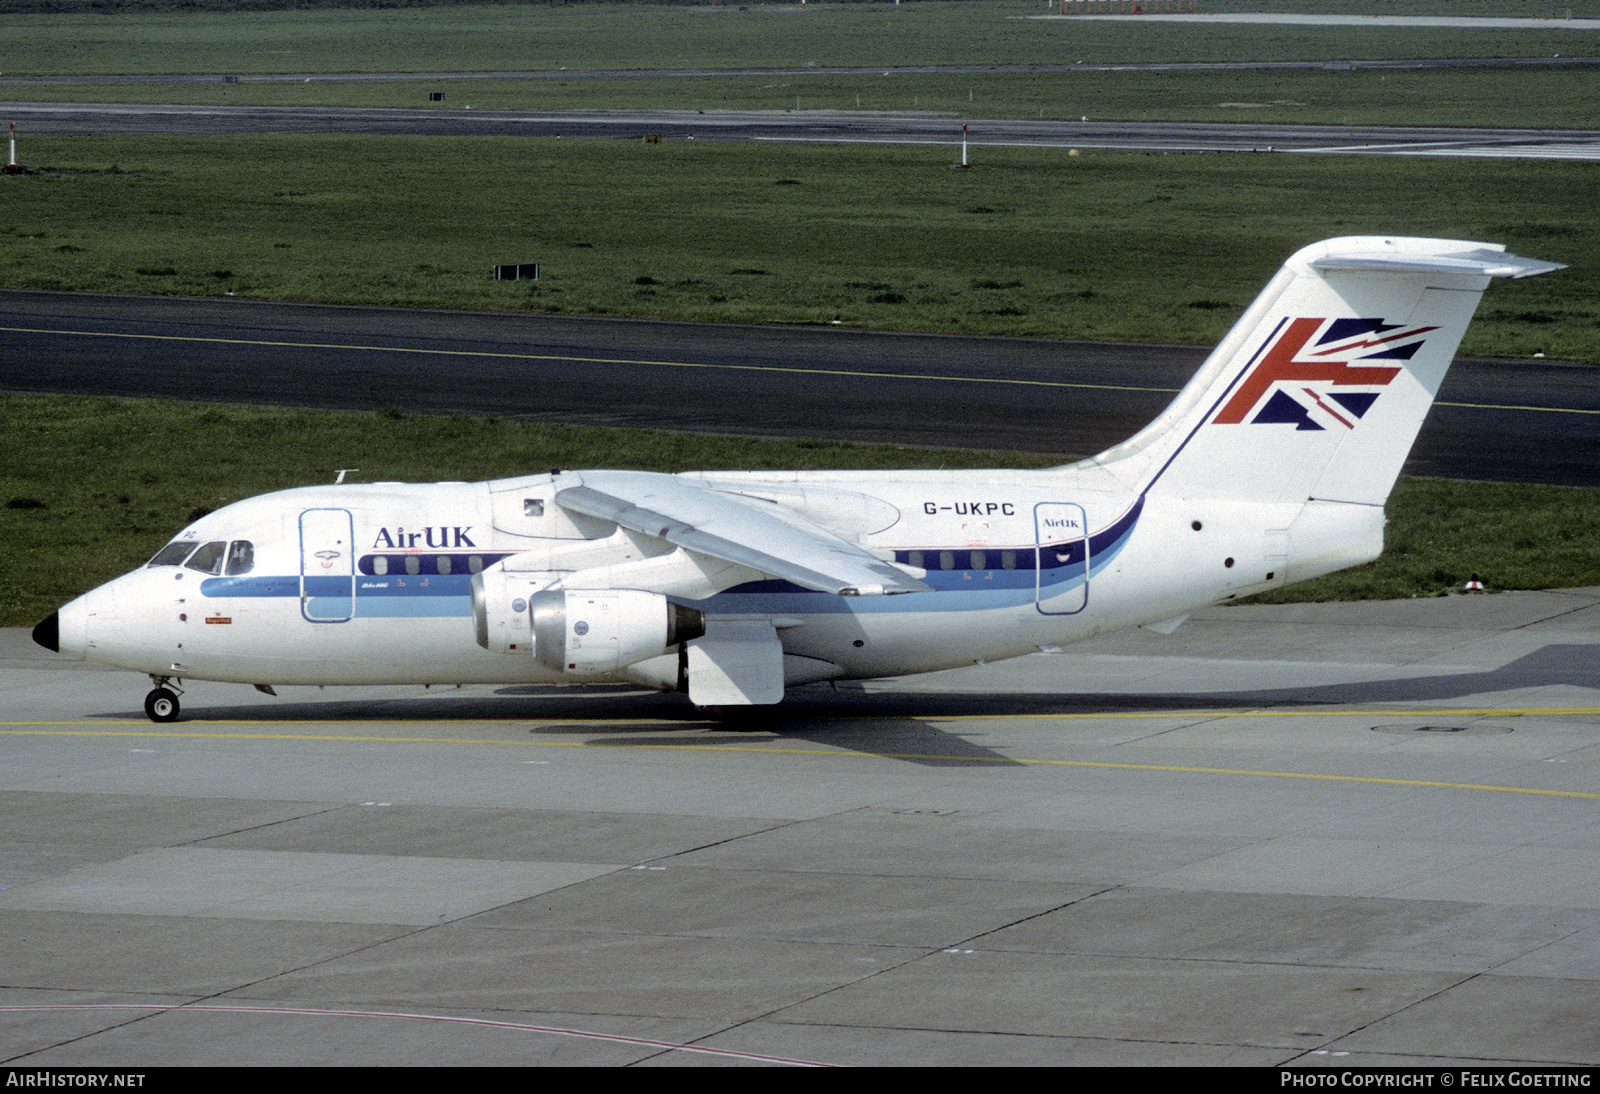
[147,541,199,567]
[147,538,254,574]
[184,541,227,575]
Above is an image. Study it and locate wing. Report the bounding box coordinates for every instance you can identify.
[554,470,930,597]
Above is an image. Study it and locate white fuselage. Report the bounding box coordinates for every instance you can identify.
[54,466,1341,690]
[43,236,1557,711]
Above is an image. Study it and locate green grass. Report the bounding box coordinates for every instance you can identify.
[6,0,1600,129]
[5,394,1598,626]
[3,0,1600,78]
[2,135,1594,357]
[1251,477,1600,603]
[10,64,1600,130]
[5,0,1600,134]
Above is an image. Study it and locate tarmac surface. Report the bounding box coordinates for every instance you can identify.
[10,101,1600,161]
[6,289,1598,485]
[5,588,1600,1066]
[1041,12,1600,31]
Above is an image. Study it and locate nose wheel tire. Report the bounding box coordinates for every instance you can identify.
[144,687,180,723]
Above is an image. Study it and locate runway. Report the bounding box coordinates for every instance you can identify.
[6,587,1600,1066]
[6,100,1600,161]
[4,289,1598,484]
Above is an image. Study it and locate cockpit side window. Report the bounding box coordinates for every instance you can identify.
[147,541,198,567]
[225,540,255,575]
[184,541,228,575]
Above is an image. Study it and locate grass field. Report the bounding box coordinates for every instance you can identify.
[1,135,1593,357]
[3,1,1600,77]
[5,394,1599,627]
[10,64,1600,130]
[5,1,1600,130]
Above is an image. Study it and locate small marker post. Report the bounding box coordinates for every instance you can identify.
[2,122,24,174]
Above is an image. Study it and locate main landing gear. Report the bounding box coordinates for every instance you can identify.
[144,676,183,723]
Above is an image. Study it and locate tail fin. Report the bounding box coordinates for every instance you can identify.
[1083,236,1561,507]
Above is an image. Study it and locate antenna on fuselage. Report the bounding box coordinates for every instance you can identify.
[334,469,359,484]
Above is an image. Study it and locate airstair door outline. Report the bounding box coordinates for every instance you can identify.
[1035,502,1088,616]
[300,508,354,622]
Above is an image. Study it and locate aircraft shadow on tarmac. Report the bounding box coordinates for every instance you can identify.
[82,642,1600,767]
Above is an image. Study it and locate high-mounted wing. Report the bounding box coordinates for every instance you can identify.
[554,470,930,597]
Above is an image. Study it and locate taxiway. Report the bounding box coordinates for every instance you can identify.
[5,589,1600,1066]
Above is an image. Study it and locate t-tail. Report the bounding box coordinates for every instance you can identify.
[1075,236,1562,585]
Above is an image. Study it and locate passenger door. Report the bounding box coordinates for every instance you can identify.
[299,509,354,622]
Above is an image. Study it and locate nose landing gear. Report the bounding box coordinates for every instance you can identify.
[144,676,183,722]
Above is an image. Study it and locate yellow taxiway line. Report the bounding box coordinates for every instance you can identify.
[6,704,1599,800]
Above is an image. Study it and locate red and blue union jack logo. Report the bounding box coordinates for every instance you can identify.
[1212,318,1436,431]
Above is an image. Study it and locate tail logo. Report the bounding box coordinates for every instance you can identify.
[1212,317,1437,431]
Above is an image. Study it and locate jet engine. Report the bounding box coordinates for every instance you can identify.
[473,569,704,674]
[472,567,560,655]
[529,588,705,674]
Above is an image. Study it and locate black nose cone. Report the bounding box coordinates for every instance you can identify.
[32,611,59,653]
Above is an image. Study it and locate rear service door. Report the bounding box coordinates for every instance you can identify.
[1034,502,1088,615]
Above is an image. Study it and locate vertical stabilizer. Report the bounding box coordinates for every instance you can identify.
[1082,236,1561,508]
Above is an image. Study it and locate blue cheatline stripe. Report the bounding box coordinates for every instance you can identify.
[191,503,1144,620]
[357,597,473,618]
[355,576,476,597]
[200,576,298,598]
[698,502,1142,616]
[303,575,354,597]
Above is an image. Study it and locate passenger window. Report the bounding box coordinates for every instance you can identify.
[372,556,389,576]
[405,556,421,576]
[939,550,955,571]
[225,540,254,576]
[185,541,227,575]
[907,550,924,569]
[1001,549,1017,570]
[437,555,452,575]
[971,550,986,570]
[468,555,484,574]
[147,541,198,567]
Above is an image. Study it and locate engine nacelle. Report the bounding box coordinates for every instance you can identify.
[472,567,561,654]
[473,570,705,674]
[530,588,704,674]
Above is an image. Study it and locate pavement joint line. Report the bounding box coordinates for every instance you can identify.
[5,324,1588,416]
[0,1003,831,1067]
[6,714,1599,799]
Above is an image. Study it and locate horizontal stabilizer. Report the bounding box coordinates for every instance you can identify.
[1309,247,1565,280]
